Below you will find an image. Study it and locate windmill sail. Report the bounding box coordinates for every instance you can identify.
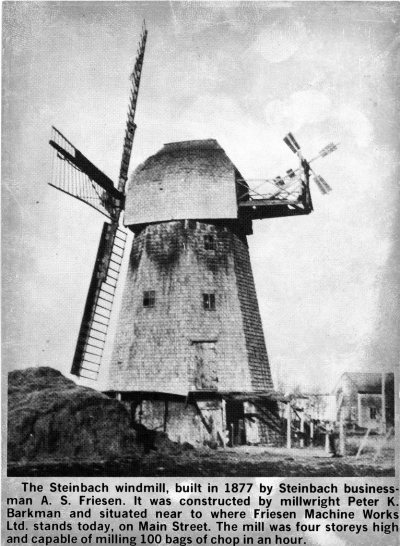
[71,222,128,379]
[49,126,123,219]
[283,132,301,154]
[313,174,332,195]
[118,21,147,193]
[241,131,337,215]
[69,23,148,380]
[48,23,147,379]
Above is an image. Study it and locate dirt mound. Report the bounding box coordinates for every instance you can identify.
[8,367,139,462]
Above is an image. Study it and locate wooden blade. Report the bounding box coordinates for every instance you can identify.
[318,142,338,158]
[71,222,128,380]
[284,132,300,153]
[313,175,332,195]
[288,132,301,151]
[49,126,123,219]
[117,21,148,193]
[309,142,340,164]
[283,135,298,154]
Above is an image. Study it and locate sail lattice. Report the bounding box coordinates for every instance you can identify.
[49,126,122,220]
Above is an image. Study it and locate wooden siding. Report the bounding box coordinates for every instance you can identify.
[232,235,273,390]
[106,220,272,395]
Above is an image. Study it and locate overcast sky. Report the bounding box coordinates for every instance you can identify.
[3,1,399,392]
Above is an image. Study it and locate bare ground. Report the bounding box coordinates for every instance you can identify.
[8,444,395,477]
[8,367,395,478]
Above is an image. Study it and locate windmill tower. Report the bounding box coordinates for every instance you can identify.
[49,26,338,446]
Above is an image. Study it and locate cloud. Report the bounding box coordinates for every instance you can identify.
[336,105,374,148]
[264,90,374,156]
[265,90,332,132]
[253,20,308,63]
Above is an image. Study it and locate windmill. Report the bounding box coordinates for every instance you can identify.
[48,25,338,447]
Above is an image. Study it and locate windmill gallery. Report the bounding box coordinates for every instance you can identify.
[48,24,337,448]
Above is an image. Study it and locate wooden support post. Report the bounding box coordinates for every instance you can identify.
[286,403,292,449]
[339,410,346,456]
[374,426,393,461]
[300,411,305,448]
[325,428,330,454]
[356,427,371,459]
[163,400,168,433]
[381,372,386,435]
[310,421,314,447]
[221,399,227,449]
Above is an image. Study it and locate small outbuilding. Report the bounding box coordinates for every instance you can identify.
[334,372,394,430]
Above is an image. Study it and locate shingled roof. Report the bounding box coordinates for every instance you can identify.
[132,139,233,178]
[124,139,244,226]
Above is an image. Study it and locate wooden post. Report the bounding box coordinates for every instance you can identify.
[300,411,305,449]
[356,427,371,459]
[325,426,330,454]
[286,403,292,449]
[163,400,168,433]
[221,399,227,449]
[310,421,314,446]
[381,372,386,435]
[339,410,346,456]
[374,426,393,461]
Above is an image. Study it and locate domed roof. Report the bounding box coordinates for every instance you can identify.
[124,139,241,226]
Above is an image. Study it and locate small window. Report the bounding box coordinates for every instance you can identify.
[204,235,216,251]
[370,407,377,420]
[143,291,155,308]
[203,293,216,311]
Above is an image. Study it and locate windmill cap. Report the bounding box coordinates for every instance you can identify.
[162,139,221,151]
[124,138,240,226]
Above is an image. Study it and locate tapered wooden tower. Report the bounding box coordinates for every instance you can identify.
[105,140,281,445]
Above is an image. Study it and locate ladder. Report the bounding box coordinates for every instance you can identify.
[71,222,127,380]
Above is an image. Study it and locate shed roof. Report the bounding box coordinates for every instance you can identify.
[336,372,394,394]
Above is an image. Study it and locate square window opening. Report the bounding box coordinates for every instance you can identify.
[204,235,216,251]
[143,290,155,308]
[203,293,216,311]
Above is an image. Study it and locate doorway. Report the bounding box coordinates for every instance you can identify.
[225,400,246,446]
